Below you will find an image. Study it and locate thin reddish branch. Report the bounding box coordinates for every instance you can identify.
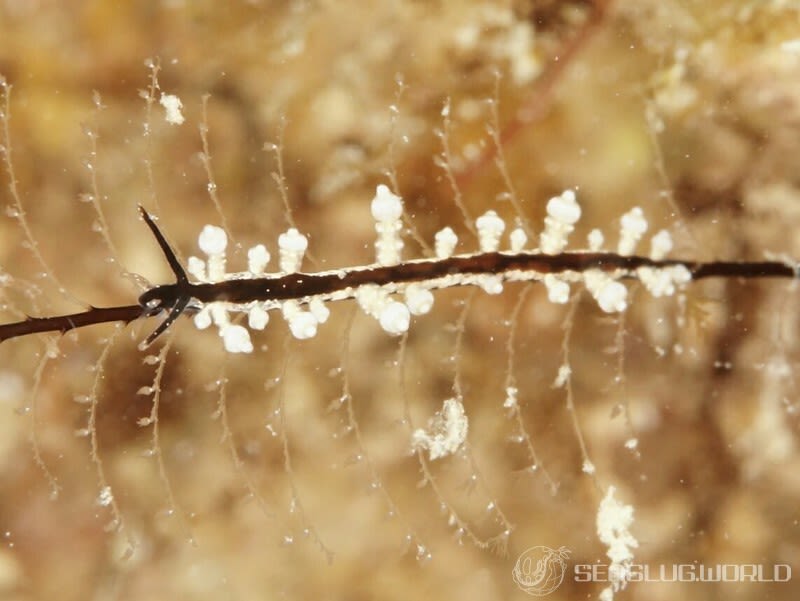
[456,0,613,190]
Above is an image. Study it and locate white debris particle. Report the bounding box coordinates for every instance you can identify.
[596,486,638,601]
[503,386,518,409]
[159,93,185,125]
[582,459,596,475]
[553,364,571,388]
[221,324,253,354]
[379,301,410,335]
[97,486,114,507]
[198,224,227,256]
[411,398,469,460]
[309,298,330,324]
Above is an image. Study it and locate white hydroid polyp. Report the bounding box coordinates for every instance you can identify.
[649,229,673,261]
[546,189,580,224]
[475,210,506,252]
[540,189,581,254]
[248,305,269,330]
[282,301,318,340]
[434,227,458,258]
[588,228,604,251]
[370,184,403,221]
[278,228,308,272]
[221,324,253,354]
[198,224,227,256]
[509,227,528,252]
[544,274,570,304]
[584,271,628,313]
[379,301,410,335]
[159,93,185,125]
[618,207,648,256]
[405,284,434,315]
[247,244,270,274]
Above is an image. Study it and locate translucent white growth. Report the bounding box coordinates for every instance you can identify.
[475,210,506,252]
[379,301,410,335]
[584,270,627,313]
[544,274,570,304]
[540,190,580,254]
[405,284,434,315]
[509,227,528,252]
[588,228,604,251]
[282,300,318,340]
[596,486,638,601]
[411,398,468,461]
[247,244,271,275]
[199,224,227,256]
[278,228,308,272]
[248,305,269,330]
[649,229,673,261]
[637,265,691,298]
[159,93,185,125]
[370,184,403,221]
[221,324,253,354]
[617,207,648,256]
[434,227,458,258]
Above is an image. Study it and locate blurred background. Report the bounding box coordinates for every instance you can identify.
[1,1,800,599]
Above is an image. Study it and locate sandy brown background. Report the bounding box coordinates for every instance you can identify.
[1,1,800,600]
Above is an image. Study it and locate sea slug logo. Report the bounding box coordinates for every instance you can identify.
[512,546,571,596]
